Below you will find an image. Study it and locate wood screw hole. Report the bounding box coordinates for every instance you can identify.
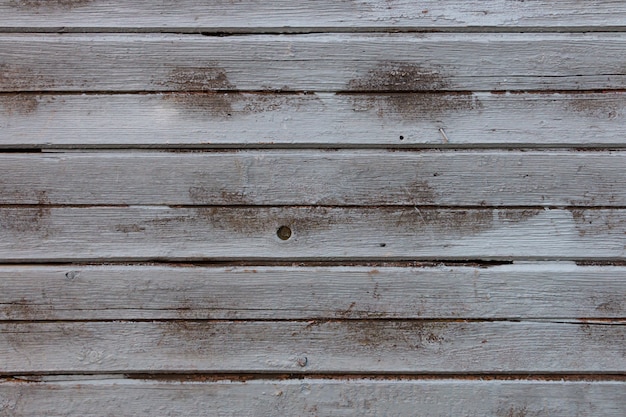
[277,226,292,240]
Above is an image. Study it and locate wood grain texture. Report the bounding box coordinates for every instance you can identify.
[2,320,625,373]
[2,379,626,417]
[1,151,624,206]
[1,264,625,320]
[2,92,626,148]
[1,0,626,31]
[2,34,626,92]
[1,207,626,262]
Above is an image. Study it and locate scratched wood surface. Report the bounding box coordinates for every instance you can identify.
[2,379,625,417]
[1,0,625,31]
[1,264,625,320]
[1,1,625,414]
[2,207,626,262]
[2,320,625,373]
[1,151,624,205]
[2,92,626,148]
[2,34,626,92]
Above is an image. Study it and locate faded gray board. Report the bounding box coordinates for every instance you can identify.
[1,207,625,262]
[1,0,626,31]
[1,92,626,148]
[2,34,626,92]
[1,379,625,416]
[1,321,625,373]
[1,151,624,206]
[1,264,625,320]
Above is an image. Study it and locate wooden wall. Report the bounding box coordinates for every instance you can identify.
[1,1,625,415]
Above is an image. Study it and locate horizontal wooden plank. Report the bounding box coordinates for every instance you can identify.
[2,34,626,92]
[1,321,625,373]
[1,264,625,320]
[2,151,625,206]
[1,0,626,31]
[2,92,626,148]
[2,207,625,262]
[1,379,625,417]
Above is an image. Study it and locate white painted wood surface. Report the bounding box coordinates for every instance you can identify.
[1,379,625,417]
[2,207,626,262]
[1,0,625,31]
[2,92,626,148]
[2,264,624,320]
[2,1,625,411]
[2,320,625,373]
[1,151,624,205]
[2,34,626,92]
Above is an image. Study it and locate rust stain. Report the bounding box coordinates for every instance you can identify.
[163,92,314,119]
[566,96,621,120]
[0,191,51,236]
[345,63,479,120]
[188,186,251,205]
[398,208,494,235]
[568,208,624,237]
[0,64,51,91]
[165,66,235,91]
[114,224,145,233]
[8,0,93,9]
[406,180,437,204]
[348,63,450,92]
[0,94,39,115]
[579,323,626,358]
[158,321,218,354]
[595,298,624,314]
[195,207,335,237]
[498,209,542,223]
[0,298,38,320]
[496,406,529,417]
[339,321,450,350]
[164,92,240,118]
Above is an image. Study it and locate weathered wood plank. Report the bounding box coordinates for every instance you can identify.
[1,321,625,373]
[2,92,626,148]
[1,0,626,31]
[2,34,626,92]
[1,151,624,206]
[2,379,625,417]
[0,207,625,262]
[1,264,625,320]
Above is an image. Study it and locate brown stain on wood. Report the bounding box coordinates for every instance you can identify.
[0,298,37,320]
[114,224,145,234]
[398,209,494,235]
[579,323,626,358]
[188,186,252,205]
[498,209,542,223]
[342,321,450,351]
[9,0,93,9]
[165,67,235,91]
[158,321,218,354]
[0,64,55,91]
[569,209,625,237]
[195,207,335,237]
[406,180,437,204]
[345,63,479,120]
[164,92,317,119]
[566,96,621,119]
[0,191,51,236]
[0,94,39,115]
[164,93,239,118]
[496,406,530,417]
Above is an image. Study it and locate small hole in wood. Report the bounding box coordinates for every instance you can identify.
[399,135,404,140]
[277,226,292,240]
[380,243,386,247]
